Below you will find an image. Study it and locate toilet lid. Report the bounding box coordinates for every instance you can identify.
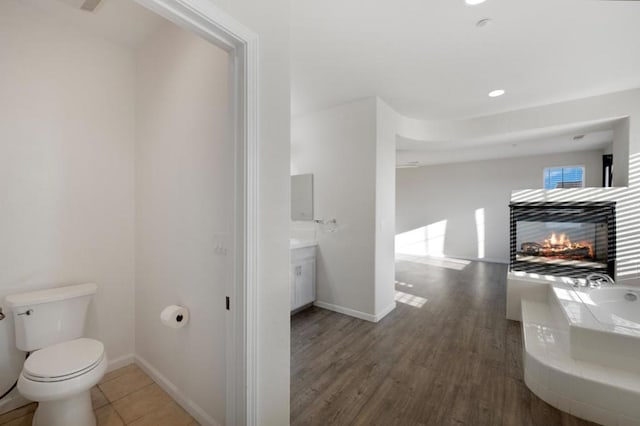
[24,338,104,382]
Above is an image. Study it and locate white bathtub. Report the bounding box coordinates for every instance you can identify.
[551,281,640,374]
[574,286,640,332]
[518,274,640,425]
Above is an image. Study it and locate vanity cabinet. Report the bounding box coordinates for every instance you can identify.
[291,246,316,311]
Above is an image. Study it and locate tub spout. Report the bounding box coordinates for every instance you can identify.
[586,273,614,288]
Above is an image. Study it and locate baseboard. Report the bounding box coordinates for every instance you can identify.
[313,300,381,322]
[374,301,396,322]
[107,353,135,373]
[459,256,508,265]
[435,255,509,265]
[135,355,220,426]
[396,253,508,265]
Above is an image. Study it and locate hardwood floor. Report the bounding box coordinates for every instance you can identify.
[291,258,598,426]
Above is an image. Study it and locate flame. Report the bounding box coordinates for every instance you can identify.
[541,232,593,257]
[547,232,570,246]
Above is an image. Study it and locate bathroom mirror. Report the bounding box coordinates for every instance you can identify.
[291,174,314,221]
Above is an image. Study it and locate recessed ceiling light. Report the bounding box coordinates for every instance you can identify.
[465,0,486,5]
[488,89,505,98]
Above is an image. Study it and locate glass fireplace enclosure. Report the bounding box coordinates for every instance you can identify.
[510,202,616,278]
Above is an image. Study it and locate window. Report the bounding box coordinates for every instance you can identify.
[543,166,585,189]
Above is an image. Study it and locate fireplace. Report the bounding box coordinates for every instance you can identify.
[509,201,616,278]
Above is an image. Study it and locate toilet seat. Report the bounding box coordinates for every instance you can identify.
[18,347,107,403]
[23,338,104,383]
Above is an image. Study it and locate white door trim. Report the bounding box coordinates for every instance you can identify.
[130,1,259,424]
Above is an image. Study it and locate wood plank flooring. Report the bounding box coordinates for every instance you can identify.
[291,258,598,426]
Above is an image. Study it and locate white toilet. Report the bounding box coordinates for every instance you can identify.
[5,283,107,426]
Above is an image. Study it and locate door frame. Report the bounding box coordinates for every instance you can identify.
[131,0,259,424]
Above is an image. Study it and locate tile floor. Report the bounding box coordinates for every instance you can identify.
[0,364,198,426]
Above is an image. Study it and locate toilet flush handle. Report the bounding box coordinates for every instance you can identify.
[17,309,33,316]
[0,307,5,321]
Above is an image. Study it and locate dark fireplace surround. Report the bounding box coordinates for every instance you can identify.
[509,201,616,278]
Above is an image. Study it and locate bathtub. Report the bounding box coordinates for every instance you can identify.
[551,281,640,374]
[574,286,640,332]
[519,274,640,424]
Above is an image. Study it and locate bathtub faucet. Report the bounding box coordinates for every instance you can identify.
[586,273,615,288]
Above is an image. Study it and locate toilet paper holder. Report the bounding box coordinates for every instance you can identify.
[160,305,189,329]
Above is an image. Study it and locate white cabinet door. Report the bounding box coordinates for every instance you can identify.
[290,264,297,310]
[295,258,316,308]
[290,246,316,312]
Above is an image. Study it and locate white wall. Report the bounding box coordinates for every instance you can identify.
[291,97,397,321]
[613,118,630,186]
[396,150,604,263]
[182,0,291,423]
[0,0,135,408]
[292,98,378,317]
[374,100,398,315]
[135,21,230,425]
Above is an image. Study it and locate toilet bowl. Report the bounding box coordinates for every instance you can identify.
[18,339,107,426]
[4,283,106,426]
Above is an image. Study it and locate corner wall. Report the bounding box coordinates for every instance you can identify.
[291,98,378,317]
[134,21,230,425]
[613,118,630,186]
[291,97,397,321]
[375,100,398,315]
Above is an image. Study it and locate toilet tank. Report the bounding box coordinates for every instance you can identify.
[4,283,97,352]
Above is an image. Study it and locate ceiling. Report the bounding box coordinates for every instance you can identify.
[20,0,166,49]
[396,119,618,167]
[291,0,640,120]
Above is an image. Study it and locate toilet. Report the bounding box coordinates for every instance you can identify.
[5,283,107,426]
